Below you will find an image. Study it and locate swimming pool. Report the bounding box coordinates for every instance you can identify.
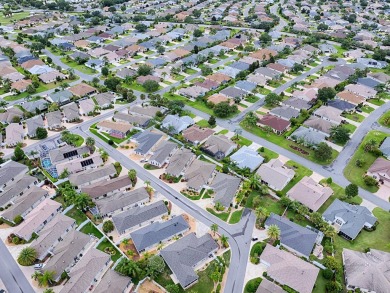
[42,158,52,168]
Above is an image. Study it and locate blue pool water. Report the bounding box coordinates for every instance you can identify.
[42,158,52,168]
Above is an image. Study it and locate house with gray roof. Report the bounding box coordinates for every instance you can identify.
[113,112,150,128]
[112,200,168,235]
[290,126,327,146]
[48,90,73,105]
[380,137,390,159]
[184,159,216,192]
[230,146,264,172]
[62,102,80,122]
[265,213,319,258]
[46,110,62,130]
[81,175,132,200]
[22,99,48,113]
[342,248,390,293]
[235,80,257,93]
[30,214,76,260]
[94,270,132,293]
[94,188,150,218]
[0,186,49,223]
[49,145,90,165]
[201,135,236,160]
[270,106,300,121]
[161,115,194,134]
[218,66,241,78]
[327,99,355,112]
[116,67,137,79]
[0,175,37,208]
[256,279,286,293]
[282,97,311,111]
[131,215,190,253]
[322,199,377,240]
[210,173,241,208]
[220,86,247,100]
[129,105,165,118]
[59,248,111,293]
[94,92,115,108]
[166,148,195,178]
[149,141,177,168]
[44,230,92,282]
[0,160,28,191]
[256,159,295,191]
[160,233,218,289]
[132,131,164,156]
[26,115,45,137]
[68,164,117,188]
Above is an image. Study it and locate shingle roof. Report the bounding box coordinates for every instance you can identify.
[160,233,218,288]
[265,213,318,257]
[322,199,377,240]
[112,200,168,234]
[256,159,295,191]
[0,175,36,207]
[81,175,133,199]
[150,141,177,165]
[0,160,28,187]
[68,164,116,186]
[133,131,163,155]
[230,146,264,172]
[166,148,195,177]
[94,270,131,293]
[26,116,44,136]
[210,173,241,207]
[184,159,216,191]
[256,279,286,293]
[131,215,189,252]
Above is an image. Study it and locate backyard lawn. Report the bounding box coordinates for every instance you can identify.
[344,131,390,192]
[65,207,87,225]
[79,222,103,238]
[229,209,243,224]
[96,238,122,262]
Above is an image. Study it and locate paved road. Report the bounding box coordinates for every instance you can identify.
[72,121,256,293]
[0,240,35,293]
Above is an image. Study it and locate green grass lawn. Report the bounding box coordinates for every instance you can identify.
[367,98,385,106]
[231,135,252,146]
[123,82,162,93]
[65,207,87,226]
[342,112,365,123]
[344,131,390,192]
[257,147,279,162]
[317,180,362,214]
[196,119,215,128]
[144,50,155,55]
[229,209,243,224]
[0,12,30,25]
[164,93,214,116]
[378,111,390,128]
[342,123,357,134]
[361,105,375,114]
[79,222,103,238]
[209,58,219,64]
[334,45,347,58]
[60,57,97,75]
[89,127,117,148]
[173,74,186,81]
[184,68,198,74]
[245,95,260,103]
[218,129,229,135]
[257,87,271,95]
[281,161,313,194]
[72,134,84,147]
[244,278,262,293]
[241,123,338,165]
[313,272,327,293]
[96,238,122,262]
[246,193,284,215]
[334,208,390,260]
[206,208,230,222]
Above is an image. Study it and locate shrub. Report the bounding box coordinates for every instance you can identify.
[108,140,114,145]
[364,176,378,186]
[102,220,114,233]
[12,237,20,245]
[322,269,333,280]
[13,215,23,225]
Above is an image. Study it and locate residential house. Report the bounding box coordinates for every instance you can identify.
[230,146,264,172]
[270,106,300,121]
[161,115,194,134]
[178,86,208,99]
[81,175,133,200]
[260,244,319,293]
[39,71,66,84]
[380,138,390,159]
[322,199,377,240]
[132,131,164,156]
[112,200,168,235]
[255,279,286,293]
[48,90,73,105]
[184,159,216,192]
[62,102,80,122]
[49,145,90,165]
[129,104,165,119]
[149,141,177,168]
[160,233,218,289]
[342,248,390,293]
[290,126,328,146]
[46,110,63,130]
[13,199,62,241]
[59,248,111,293]
[220,87,247,101]
[303,117,336,136]
[327,99,356,112]
[130,215,190,253]
[0,160,28,191]
[43,230,92,282]
[265,213,319,258]
[256,159,295,191]
[22,99,48,113]
[94,92,115,108]
[201,135,236,160]
[313,105,343,124]
[94,187,150,218]
[345,84,377,99]
[282,97,312,111]
[97,120,132,139]
[182,125,215,146]
[69,83,97,98]
[78,98,96,116]
[113,112,151,128]
[26,116,45,138]
[94,270,132,293]
[0,175,37,208]
[210,173,241,208]
[258,114,291,134]
[5,123,25,146]
[30,214,76,261]
[68,164,117,189]
[166,148,196,178]
[0,107,23,124]
[367,157,390,186]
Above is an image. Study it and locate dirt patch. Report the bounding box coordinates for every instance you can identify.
[138,279,164,293]
[119,240,140,261]
[0,223,11,229]
[182,213,196,234]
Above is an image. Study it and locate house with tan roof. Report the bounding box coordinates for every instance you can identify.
[367,157,390,186]
[78,98,95,116]
[250,48,278,61]
[5,123,25,146]
[313,105,343,124]
[182,125,215,145]
[201,135,236,160]
[81,175,133,199]
[184,159,216,192]
[39,70,66,84]
[166,148,196,178]
[11,79,32,93]
[97,120,132,139]
[206,72,231,84]
[21,59,45,70]
[342,248,390,293]
[287,176,333,211]
[256,159,295,191]
[260,244,319,293]
[69,83,97,98]
[345,84,377,99]
[304,116,336,135]
[336,90,365,105]
[13,199,62,241]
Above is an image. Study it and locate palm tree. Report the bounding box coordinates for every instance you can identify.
[126,260,141,278]
[74,193,93,211]
[128,169,137,187]
[220,234,229,248]
[267,224,281,243]
[248,174,261,190]
[85,137,95,152]
[321,224,337,239]
[18,247,37,266]
[243,111,258,128]
[255,207,268,223]
[210,223,218,236]
[37,271,55,287]
[31,271,41,281]
[122,238,129,246]
[100,149,109,162]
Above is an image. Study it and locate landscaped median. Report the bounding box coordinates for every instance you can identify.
[344,130,390,193]
[240,123,339,165]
